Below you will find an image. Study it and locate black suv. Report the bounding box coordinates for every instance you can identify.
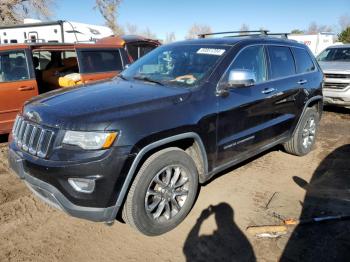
[8,31,323,236]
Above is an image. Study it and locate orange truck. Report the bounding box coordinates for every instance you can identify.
[0,39,131,135]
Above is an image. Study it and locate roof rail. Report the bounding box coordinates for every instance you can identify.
[198,30,269,38]
[266,33,290,39]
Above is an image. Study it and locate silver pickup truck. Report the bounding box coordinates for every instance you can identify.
[317,44,350,108]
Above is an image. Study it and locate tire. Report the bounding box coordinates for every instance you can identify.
[122,147,199,236]
[284,107,319,156]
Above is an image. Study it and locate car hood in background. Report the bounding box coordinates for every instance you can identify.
[318,61,350,73]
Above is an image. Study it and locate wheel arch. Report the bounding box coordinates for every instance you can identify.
[292,95,323,136]
[110,132,208,220]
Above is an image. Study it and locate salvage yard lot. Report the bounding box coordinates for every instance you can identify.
[0,108,349,262]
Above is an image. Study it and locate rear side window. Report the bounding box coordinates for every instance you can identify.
[293,48,315,74]
[267,46,295,79]
[0,51,29,82]
[79,49,123,73]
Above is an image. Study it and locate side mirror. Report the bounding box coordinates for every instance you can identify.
[226,69,256,88]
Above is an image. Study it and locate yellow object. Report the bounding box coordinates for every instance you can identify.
[59,73,82,87]
[102,132,118,149]
[246,225,288,235]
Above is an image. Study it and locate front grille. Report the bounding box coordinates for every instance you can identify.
[12,116,54,158]
[323,82,349,90]
[324,73,350,79]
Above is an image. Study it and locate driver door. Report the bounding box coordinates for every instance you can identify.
[216,45,280,166]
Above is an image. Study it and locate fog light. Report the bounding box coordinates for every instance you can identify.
[68,178,96,193]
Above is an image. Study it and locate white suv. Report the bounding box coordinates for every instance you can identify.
[317,45,350,108]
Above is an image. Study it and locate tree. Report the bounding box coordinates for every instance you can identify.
[291,29,304,34]
[339,14,350,31]
[0,0,54,25]
[95,0,124,35]
[307,22,332,34]
[338,27,350,43]
[239,23,249,32]
[164,32,176,43]
[125,23,138,35]
[186,23,212,39]
[140,27,156,39]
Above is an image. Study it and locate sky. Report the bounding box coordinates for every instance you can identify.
[54,0,350,40]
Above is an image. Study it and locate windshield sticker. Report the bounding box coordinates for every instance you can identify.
[197,48,226,56]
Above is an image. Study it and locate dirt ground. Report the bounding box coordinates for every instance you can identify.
[0,107,349,262]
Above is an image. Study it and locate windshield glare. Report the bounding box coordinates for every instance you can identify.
[121,44,228,87]
[317,47,350,62]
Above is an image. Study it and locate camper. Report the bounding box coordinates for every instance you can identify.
[288,33,340,55]
[0,19,113,44]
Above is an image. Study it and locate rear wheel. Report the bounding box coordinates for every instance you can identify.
[284,107,319,156]
[122,147,198,236]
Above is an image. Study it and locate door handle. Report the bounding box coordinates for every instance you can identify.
[18,86,35,91]
[261,87,276,94]
[297,80,308,85]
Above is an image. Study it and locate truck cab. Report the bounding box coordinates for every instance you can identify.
[0,40,131,134]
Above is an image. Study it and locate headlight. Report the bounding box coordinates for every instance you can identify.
[62,131,118,150]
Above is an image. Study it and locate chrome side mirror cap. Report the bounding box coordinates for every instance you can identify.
[227,69,256,88]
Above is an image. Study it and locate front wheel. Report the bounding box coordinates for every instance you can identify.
[122,147,198,236]
[284,107,320,156]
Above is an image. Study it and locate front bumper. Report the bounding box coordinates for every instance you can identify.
[323,79,350,107]
[8,146,133,222]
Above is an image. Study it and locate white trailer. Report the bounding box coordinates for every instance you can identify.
[288,33,338,55]
[0,19,113,44]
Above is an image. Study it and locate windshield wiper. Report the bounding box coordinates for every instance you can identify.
[133,76,164,86]
[119,74,128,81]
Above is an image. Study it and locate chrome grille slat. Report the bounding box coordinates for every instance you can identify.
[22,124,33,151]
[11,116,54,158]
[12,116,20,137]
[325,73,350,79]
[17,122,28,147]
[324,82,349,90]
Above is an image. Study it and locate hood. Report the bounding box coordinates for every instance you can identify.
[24,78,191,130]
[318,61,350,73]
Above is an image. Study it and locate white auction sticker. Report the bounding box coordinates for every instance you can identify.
[197,48,226,56]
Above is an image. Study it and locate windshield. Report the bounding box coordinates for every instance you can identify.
[121,44,229,87]
[317,47,350,62]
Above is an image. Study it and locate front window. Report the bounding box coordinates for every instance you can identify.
[0,50,29,82]
[317,47,350,62]
[224,45,267,83]
[121,44,229,87]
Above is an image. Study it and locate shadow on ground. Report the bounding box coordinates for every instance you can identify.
[183,202,256,262]
[0,134,8,144]
[281,145,350,261]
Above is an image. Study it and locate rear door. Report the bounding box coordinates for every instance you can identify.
[76,48,124,83]
[265,45,308,140]
[0,49,38,134]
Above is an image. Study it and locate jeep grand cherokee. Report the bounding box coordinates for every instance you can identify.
[9,32,323,236]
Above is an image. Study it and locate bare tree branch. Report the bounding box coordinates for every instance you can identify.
[140,27,156,39]
[0,0,54,25]
[186,23,212,39]
[164,32,176,43]
[339,14,350,31]
[125,23,138,35]
[95,0,124,35]
[307,22,333,34]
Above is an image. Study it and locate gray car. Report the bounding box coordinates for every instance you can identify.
[317,44,350,108]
